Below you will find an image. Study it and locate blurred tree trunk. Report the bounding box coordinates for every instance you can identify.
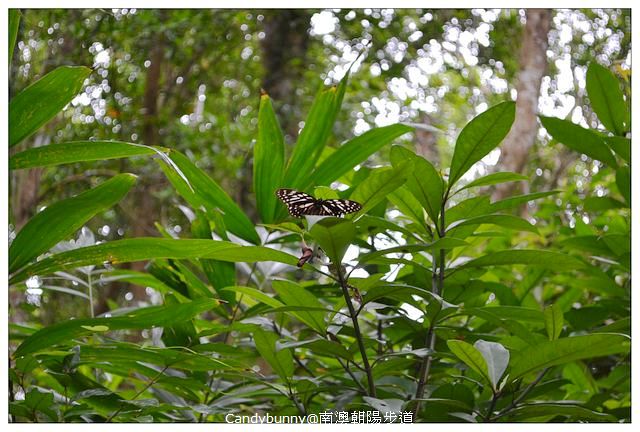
[260,10,312,140]
[493,9,551,200]
[414,113,440,165]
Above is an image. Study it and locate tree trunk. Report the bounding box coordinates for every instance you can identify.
[493,9,551,200]
[260,10,312,140]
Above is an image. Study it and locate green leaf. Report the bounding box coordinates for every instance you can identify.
[9,10,20,65]
[359,238,468,263]
[616,165,630,205]
[449,101,516,186]
[463,306,545,324]
[10,238,297,285]
[509,333,630,379]
[350,165,408,214]
[447,340,491,385]
[504,402,615,422]
[222,285,284,309]
[254,94,285,223]
[9,173,137,273]
[160,150,259,244]
[9,66,92,147]
[9,141,159,170]
[583,196,626,212]
[388,186,426,226]
[456,250,586,272]
[586,62,628,135]
[309,218,355,264]
[279,339,352,361]
[14,299,219,357]
[390,145,443,225]
[253,329,294,381]
[448,214,538,234]
[544,304,564,341]
[24,389,57,421]
[474,340,510,390]
[540,116,617,167]
[446,195,492,225]
[489,190,559,212]
[284,74,348,190]
[605,136,630,164]
[272,280,327,335]
[310,124,413,186]
[456,172,528,193]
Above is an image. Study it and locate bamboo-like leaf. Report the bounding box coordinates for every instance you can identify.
[272,280,327,335]
[9,66,92,146]
[9,9,20,65]
[254,93,285,223]
[310,124,413,187]
[14,299,219,357]
[616,165,630,205]
[447,340,491,385]
[489,190,559,212]
[449,101,516,186]
[504,403,615,422]
[586,62,628,136]
[9,238,297,285]
[456,172,528,193]
[448,214,538,234]
[160,150,260,244]
[605,136,630,164]
[10,141,160,170]
[9,173,137,273]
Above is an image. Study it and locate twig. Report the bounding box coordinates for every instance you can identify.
[106,365,170,422]
[335,264,376,397]
[491,368,550,421]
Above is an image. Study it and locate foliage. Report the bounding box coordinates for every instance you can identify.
[8,9,630,424]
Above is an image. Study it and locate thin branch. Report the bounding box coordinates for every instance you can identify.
[106,365,170,422]
[491,368,550,421]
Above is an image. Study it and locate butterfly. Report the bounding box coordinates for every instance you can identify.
[275,188,362,218]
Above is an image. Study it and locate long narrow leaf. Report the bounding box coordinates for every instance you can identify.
[254,93,285,223]
[9,66,92,146]
[9,173,137,273]
[10,238,297,285]
[586,62,628,136]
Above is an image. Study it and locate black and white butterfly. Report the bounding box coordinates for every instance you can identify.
[276,188,362,218]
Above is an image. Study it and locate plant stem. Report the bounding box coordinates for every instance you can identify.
[412,197,448,417]
[490,368,550,421]
[335,264,376,397]
[106,365,169,422]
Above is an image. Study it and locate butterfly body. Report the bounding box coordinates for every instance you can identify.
[276,188,362,218]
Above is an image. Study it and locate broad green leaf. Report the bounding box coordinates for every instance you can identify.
[616,165,630,205]
[504,403,615,422]
[221,285,284,309]
[254,94,285,223]
[363,397,404,414]
[310,124,413,186]
[449,101,516,186]
[350,164,408,214]
[586,62,628,136]
[446,195,492,225]
[605,136,630,164]
[359,238,468,263]
[390,145,443,225]
[160,150,259,244]
[309,218,355,264]
[9,10,20,65]
[272,280,327,335]
[9,66,92,146]
[456,172,528,193]
[23,389,57,421]
[583,196,626,211]
[284,74,349,190]
[388,186,426,226]
[540,116,617,166]
[448,214,538,234]
[474,340,510,390]
[509,333,630,379]
[278,339,352,361]
[544,304,564,340]
[447,340,491,385]
[9,141,159,170]
[14,299,219,357]
[9,173,136,273]
[10,238,297,285]
[253,329,294,381]
[489,190,559,212]
[455,250,586,273]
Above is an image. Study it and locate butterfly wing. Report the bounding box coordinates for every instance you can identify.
[275,189,317,217]
[321,199,362,216]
